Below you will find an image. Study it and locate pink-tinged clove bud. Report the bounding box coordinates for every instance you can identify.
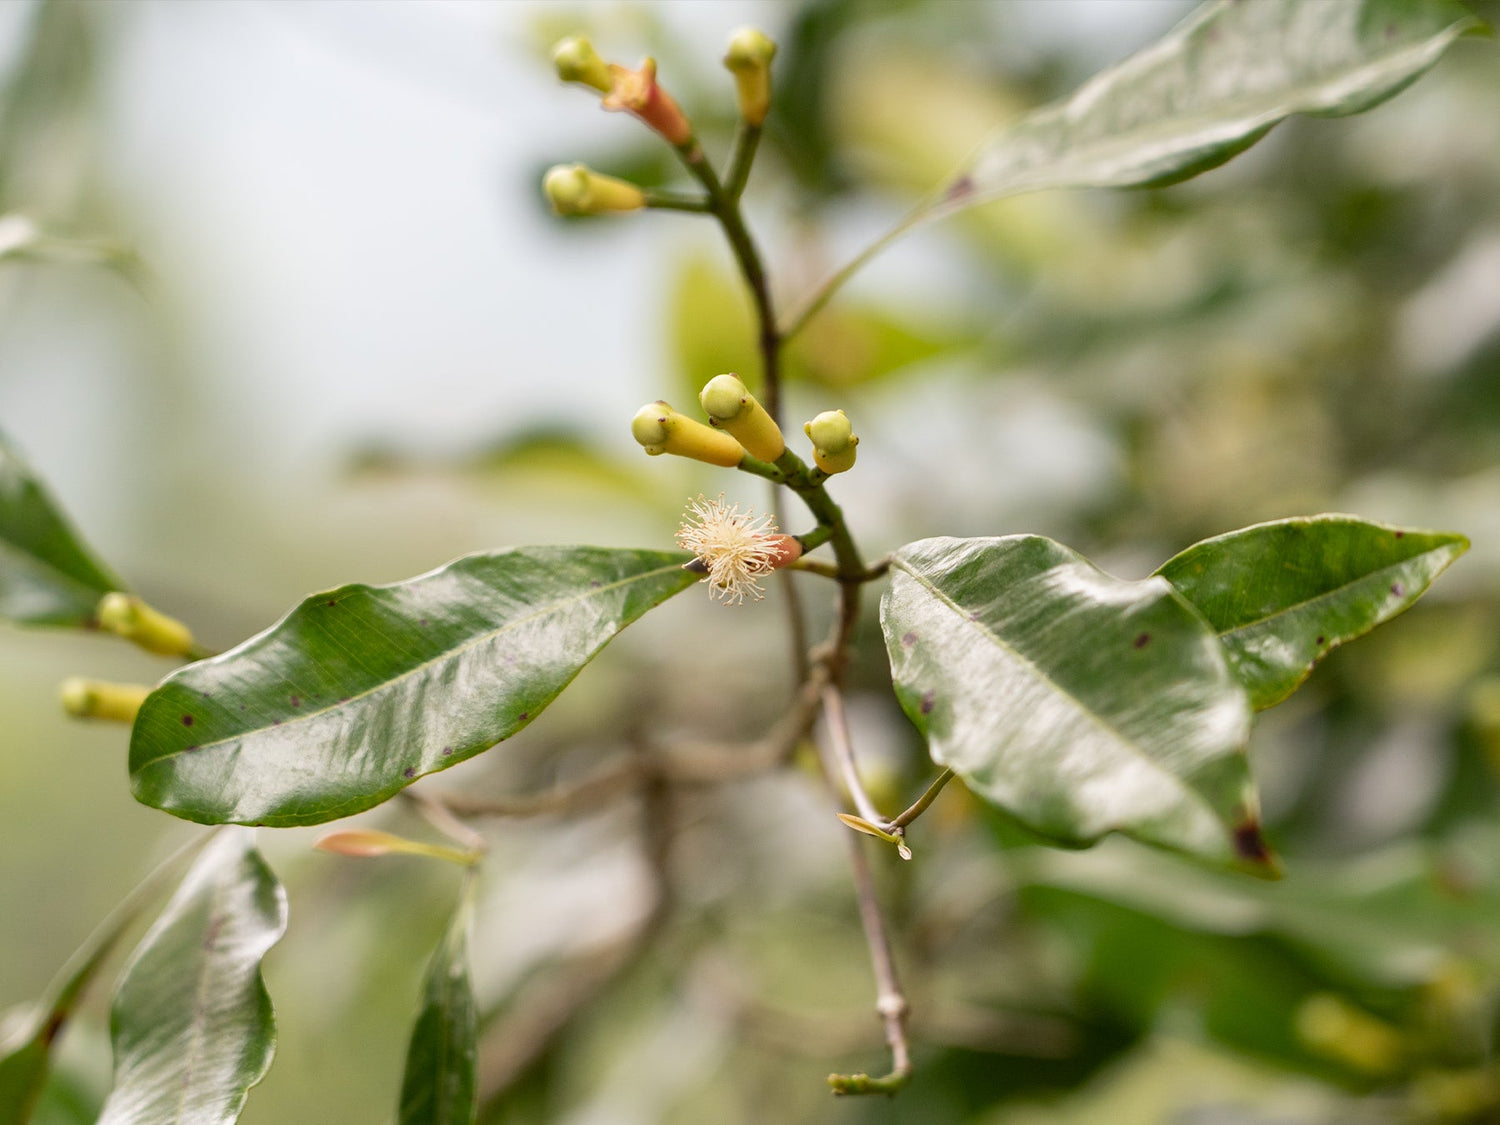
[314,829,479,866]
[543,163,646,216]
[632,401,745,467]
[602,58,693,146]
[699,373,784,462]
[723,28,777,127]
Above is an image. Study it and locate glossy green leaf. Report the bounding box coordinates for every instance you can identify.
[0,431,126,627]
[97,829,286,1125]
[398,880,477,1125]
[130,548,697,827]
[1156,516,1469,710]
[882,536,1268,868]
[934,0,1479,215]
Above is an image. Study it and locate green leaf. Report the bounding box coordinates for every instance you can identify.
[935,0,1480,214]
[398,879,477,1125]
[1156,516,1469,710]
[97,829,286,1125]
[882,536,1268,868]
[0,431,126,627]
[130,547,697,827]
[0,837,198,1125]
[0,1038,49,1125]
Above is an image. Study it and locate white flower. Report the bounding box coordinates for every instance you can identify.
[675,494,792,604]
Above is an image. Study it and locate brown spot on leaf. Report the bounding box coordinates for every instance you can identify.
[1133,632,1151,649]
[419,617,428,627]
[519,712,529,721]
[326,599,337,607]
[181,714,194,727]
[442,746,453,756]
[1316,635,1325,645]
[944,175,974,203]
[920,689,936,715]
[289,695,301,708]
[403,767,415,779]
[184,745,200,753]
[590,579,603,588]
[1394,530,1405,539]
[1391,582,1406,597]
[901,631,917,647]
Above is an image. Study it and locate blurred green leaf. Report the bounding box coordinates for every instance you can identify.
[1157,516,1469,710]
[1019,823,1500,990]
[935,0,1480,214]
[398,878,477,1125]
[0,430,126,627]
[881,535,1266,868]
[668,253,966,398]
[0,1039,48,1125]
[667,255,757,405]
[0,838,202,1125]
[97,830,286,1125]
[130,548,697,827]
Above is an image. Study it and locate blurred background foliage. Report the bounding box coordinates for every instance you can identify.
[2,0,1499,1121]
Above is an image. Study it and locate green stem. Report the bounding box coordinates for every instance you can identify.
[724,121,762,202]
[674,138,783,424]
[643,190,711,213]
[888,769,955,831]
[795,525,833,554]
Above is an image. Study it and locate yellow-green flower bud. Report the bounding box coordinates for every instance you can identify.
[723,28,777,127]
[631,401,744,467]
[97,592,197,657]
[699,373,784,462]
[59,677,151,723]
[803,409,858,474]
[543,164,647,217]
[552,36,612,93]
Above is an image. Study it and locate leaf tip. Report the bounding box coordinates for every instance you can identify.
[1231,820,1282,880]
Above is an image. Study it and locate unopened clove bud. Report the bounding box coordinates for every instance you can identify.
[543,163,646,216]
[97,593,197,657]
[699,373,784,462]
[803,409,859,474]
[59,677,151,723]
[723,28,777,127]
[632,401,745,467]
[551,36,612,93]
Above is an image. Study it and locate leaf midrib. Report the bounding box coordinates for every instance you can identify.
[1204,543,1461,640]
[893,554,1227,822]
[969,12,1472,197]
[996,31,1463,180]
[138,557,687,771]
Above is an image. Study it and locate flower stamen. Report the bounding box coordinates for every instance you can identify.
[675,494,797,604]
